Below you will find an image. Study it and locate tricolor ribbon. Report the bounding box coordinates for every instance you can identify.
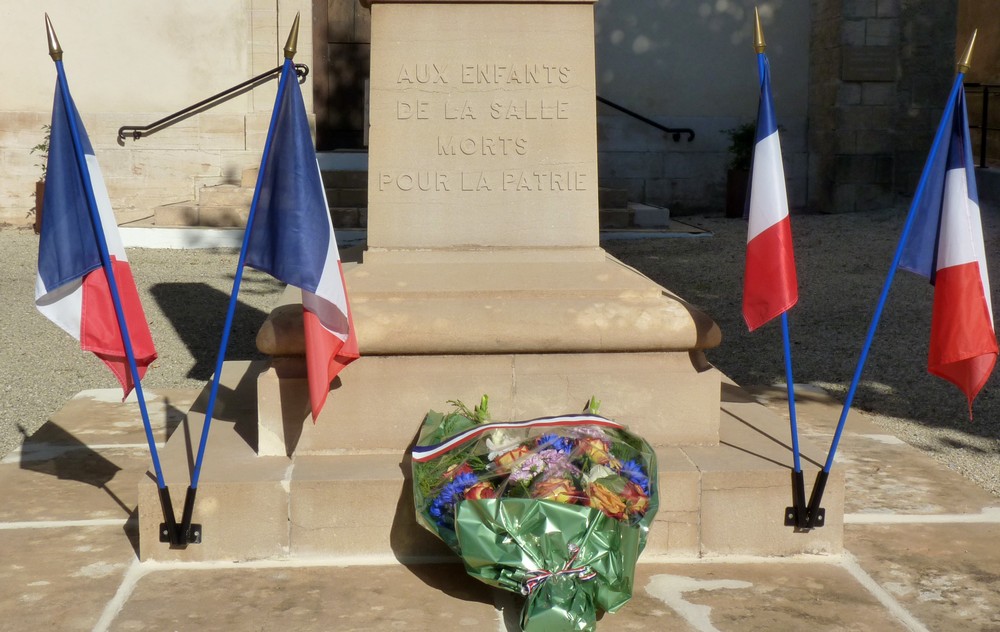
[411,414,626,463]
[521,544,597,595]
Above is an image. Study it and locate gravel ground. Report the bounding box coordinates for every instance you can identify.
[2,209,999,496]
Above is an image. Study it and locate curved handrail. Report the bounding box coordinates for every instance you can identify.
[117,63,309,144]
[596,95,695,142]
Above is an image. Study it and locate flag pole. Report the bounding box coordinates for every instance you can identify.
[753,8,807,529]
[172,14,302,547]
[44,15,178,542]
[805,31,977,528]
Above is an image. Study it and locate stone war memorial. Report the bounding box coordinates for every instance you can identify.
[138,0,843,563]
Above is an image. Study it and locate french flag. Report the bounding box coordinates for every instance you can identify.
[245,60,359,420]
[900,88,997,411]
[743,57,798,331]
[35,79,157,398]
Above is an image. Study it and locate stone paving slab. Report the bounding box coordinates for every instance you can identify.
[41,388,200,446]
[846,523,1000,631]
[0,448,151,522]
[834,432,1000,515]
[0,526,135,632]
[112,564,499,632]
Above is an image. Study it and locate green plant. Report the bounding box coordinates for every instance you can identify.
[723,122,755,171]
[31,124,51,180]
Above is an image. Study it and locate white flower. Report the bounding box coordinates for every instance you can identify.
[486,430,521,461]
[584,464,616,485]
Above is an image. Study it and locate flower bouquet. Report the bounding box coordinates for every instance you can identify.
[411,397,658,631]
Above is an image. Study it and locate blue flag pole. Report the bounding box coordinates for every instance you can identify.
[174,37,300,545]
[753,18,807,527]
[45,16,177,540]
[805,69,969,528]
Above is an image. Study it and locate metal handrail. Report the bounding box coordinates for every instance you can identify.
[964,82,1000,168]
[117,63,309,144]
[596,95,695,142]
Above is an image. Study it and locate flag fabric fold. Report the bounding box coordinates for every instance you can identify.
[899,88,997,409]
[743,57,798,332]
[35,79,157,398]
[245,62,359,420]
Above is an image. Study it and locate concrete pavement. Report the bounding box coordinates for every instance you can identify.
[2,383,999,631]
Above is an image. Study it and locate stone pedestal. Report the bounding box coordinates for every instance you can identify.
[138,0,844,561]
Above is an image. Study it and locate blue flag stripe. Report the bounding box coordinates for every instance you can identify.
[755,55,778,141]
[37,79,101,292]
[899,89,972,281]
[245,62,330,293]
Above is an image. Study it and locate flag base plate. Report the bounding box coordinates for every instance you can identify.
[159,523,203,547]
[784,507,825,530]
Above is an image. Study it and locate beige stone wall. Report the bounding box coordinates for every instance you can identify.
[593,1,811,211]
[0,0,313,226]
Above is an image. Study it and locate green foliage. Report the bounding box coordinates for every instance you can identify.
[31,124,51,180]
[723,122,755,171]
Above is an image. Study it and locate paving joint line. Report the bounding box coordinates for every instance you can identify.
[840,551,931,632]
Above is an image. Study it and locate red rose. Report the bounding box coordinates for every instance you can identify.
[531,477,580,504]
[621,480,650,516]
[442,463,473,482]
[464,482,496,500]
[494,445,531,471]
[585,481,627,520]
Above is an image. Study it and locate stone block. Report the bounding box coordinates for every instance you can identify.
[630,202,670,228]
[330,206,361,228]
[197,184,254,207]
[598,186,629,210]
[841,46,897,82]
[837,83,862,107]
[844,0,878,18]
[865,17,900,46]
[597,207,626,230]
[257,354,517,454]
[322,169,369,189]
[841,19,867,47]
[512,353,721,446]
[367,2,599,249]
[198,206,250,227]
[154,203,200,226]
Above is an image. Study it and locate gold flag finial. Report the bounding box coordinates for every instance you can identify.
[957,29,977,74]
[754,7,766,54]
[283,12,300,60]
[45,14,63,62]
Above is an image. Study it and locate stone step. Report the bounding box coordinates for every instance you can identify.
[326,187,368,208]
[599,186,629,211]
[196,183,255,207]
[153,202,249,228]
[322,169,368,189]
[136,361,844,562]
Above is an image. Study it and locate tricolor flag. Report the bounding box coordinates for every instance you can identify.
[35,79,157,397]
[899,88,997,410]
[245,61,359,420]
[743,57,798,331]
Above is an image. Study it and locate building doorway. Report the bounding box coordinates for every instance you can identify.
[312,0,371,150]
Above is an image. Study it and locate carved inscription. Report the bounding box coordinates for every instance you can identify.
[379,62,587,194]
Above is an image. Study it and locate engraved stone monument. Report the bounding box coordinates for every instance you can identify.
[138,0,843,561]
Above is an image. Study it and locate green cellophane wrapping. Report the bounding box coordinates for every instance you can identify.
[411,405,658,631]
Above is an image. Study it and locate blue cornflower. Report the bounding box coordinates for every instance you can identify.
[429,472,479,527]
[537,433,574,454]
[620,459,650,494]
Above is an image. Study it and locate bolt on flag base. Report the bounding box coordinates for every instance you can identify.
[784,469,824,530]
[159,521,202,547]
[160,486,203,548]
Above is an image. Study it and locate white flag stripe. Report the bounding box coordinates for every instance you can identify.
[747,130,789,243]
[938,168,994,325]
[86,156,127,261]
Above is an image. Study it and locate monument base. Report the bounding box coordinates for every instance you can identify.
[136,361,844,562]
